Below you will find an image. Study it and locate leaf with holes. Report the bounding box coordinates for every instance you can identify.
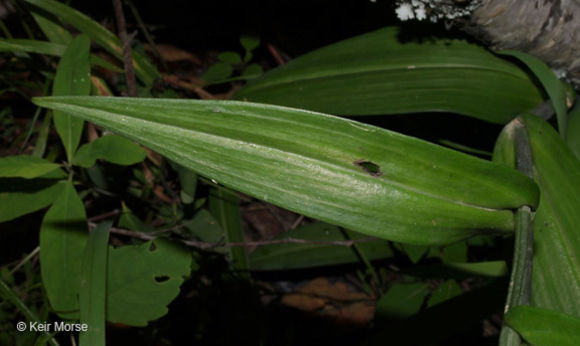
[233,27,544,124]
[32,96,540,245]
[106,239,191,326]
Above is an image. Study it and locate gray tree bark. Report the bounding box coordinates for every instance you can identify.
[463,0,580,88]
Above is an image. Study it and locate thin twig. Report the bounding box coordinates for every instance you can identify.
[112,0,138,97]
[267,44,285,65]
[89,222,381,250]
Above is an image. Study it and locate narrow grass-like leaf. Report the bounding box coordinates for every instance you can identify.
[209,188,249,272]
[24,0,160,86]
[234,27,544,124]
[30,9,72,45]
[52,35,91,162]
[500,50,568,136]
[516,114,580,317]
[106,239,191,326]
[79,221,110,346]
[32,96,540,245]
[249,222,392,271]
[0,39,121,71]
[40,180,88,319]
[0,171,66,223]
[72,134,146,168]
[505,306,580,346]
[0,155,60,179]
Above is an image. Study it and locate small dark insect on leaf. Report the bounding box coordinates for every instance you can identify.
[353,159,382,177]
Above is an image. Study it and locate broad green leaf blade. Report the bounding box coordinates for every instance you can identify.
[0,171,66,223]
[249,222,393,271]
[72,134,146,168]
[0,39,121,72]
[209,188,249,272]
[52,35,91,162]
[79,221,110,346]
[517,114,580,317]
[24,0,160,86]
[233,27,544,124]
[375,282,429,319]
[499,50,568,136]
[566,101,580,160]
[0,155,60,179]
[106,239,191,326]
[505,306,580,346]
[32,96,541,245]
[40,180,88,319]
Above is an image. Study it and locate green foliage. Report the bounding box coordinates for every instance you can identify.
[40,180,88,320]
[79,222,110,346]
[375,282,429,319]
[32,96,540,245]
[0,155,60,178]
[249,223,393,271]
[505,306,580,346]
[72,134,146,167]
[52,34,91,161]
[234,27,544,124]
[105,239,191,326]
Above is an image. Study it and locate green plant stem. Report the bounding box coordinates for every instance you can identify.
[9,246,40,275]
[341,229,382,293]
[499,123,535,346]
[0,279,60,346]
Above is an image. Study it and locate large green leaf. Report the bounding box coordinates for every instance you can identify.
[24,0,160,86]
[40,180,88,319]
[106,239,191,326]
[233,27,544,124]
[0,170,66,223]
[0,39,122,71]
[375,282,429,319]
[249,222,393,271]
[32,96,540,245]
[517,114,580,317]
[566,102,580,160]
[52,34,91,161]
[505,306,580,346]
[0,155,60,179]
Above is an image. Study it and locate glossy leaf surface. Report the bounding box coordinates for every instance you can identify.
[234,27,544,124]
[32,96,541,245]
